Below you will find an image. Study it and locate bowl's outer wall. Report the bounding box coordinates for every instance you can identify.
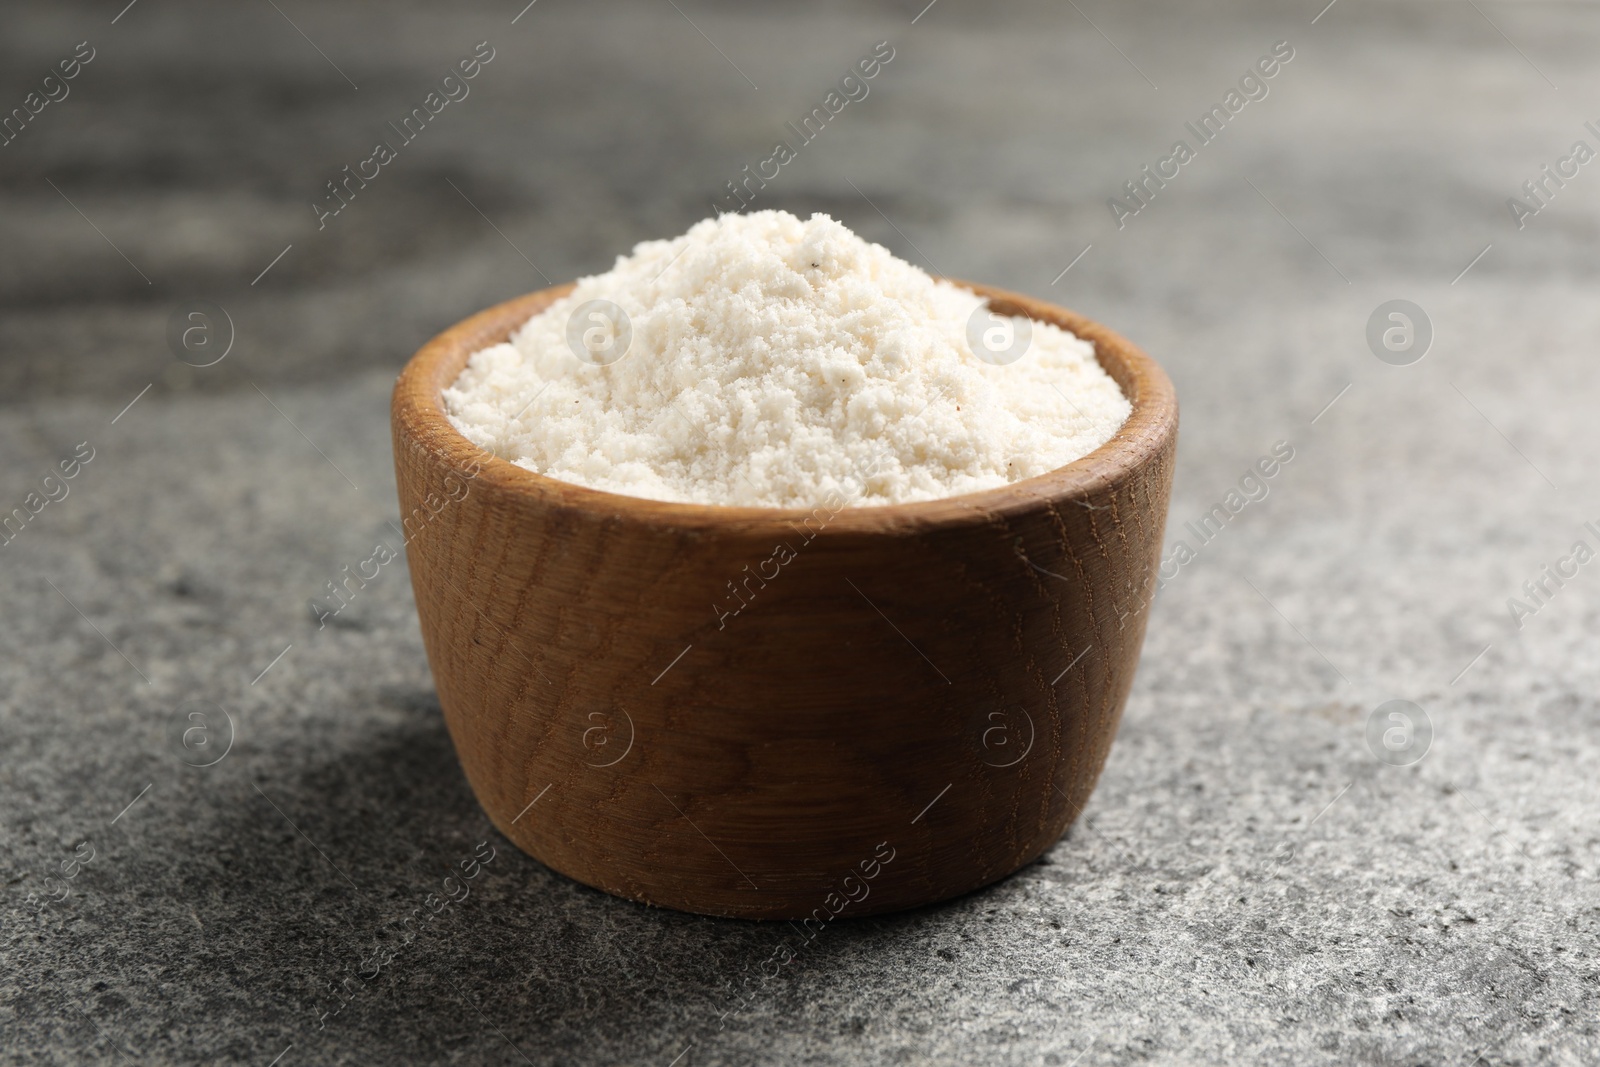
[391,283,1177,920]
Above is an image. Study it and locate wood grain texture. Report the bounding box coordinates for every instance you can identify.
[390,282,1177,920]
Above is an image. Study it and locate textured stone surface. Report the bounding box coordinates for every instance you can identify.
[2,1,1598,1064]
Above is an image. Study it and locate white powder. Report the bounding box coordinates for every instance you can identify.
[443,210,1130,508]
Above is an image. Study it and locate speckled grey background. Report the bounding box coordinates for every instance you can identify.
[2,1,1597,1064]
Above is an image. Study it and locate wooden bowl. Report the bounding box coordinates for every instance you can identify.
[391,282,1177,920]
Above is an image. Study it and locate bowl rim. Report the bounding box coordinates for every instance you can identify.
[393,279,1177,534]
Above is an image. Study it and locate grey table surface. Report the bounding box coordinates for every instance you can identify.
[3,1,1598,1064]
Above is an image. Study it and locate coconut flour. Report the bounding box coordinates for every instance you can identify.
[443,210,1130,507]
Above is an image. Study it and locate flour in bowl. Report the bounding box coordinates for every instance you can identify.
[443,210,1130,507]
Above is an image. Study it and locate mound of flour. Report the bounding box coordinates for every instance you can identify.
[443,211,1129,507]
